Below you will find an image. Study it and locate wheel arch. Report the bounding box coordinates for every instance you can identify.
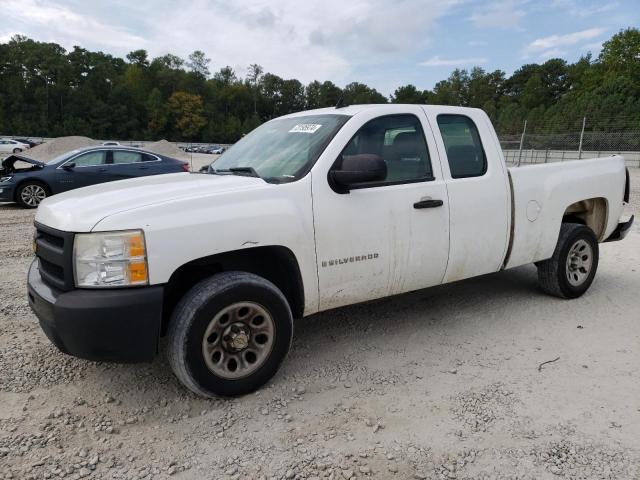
[13,177,52,202]
[562,197,608,241]
[161,245,305,333]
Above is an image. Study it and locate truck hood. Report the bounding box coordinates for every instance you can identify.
[35,173,266,232]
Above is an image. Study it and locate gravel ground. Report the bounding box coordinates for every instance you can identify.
[1,170,639,480]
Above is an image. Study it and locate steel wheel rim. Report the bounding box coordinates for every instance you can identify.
[565,239,593,286]
[201,301,275,379]
[21,185,46,207]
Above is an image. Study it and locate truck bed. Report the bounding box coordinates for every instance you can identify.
[505,155,626,269]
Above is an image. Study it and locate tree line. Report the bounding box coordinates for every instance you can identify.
[0,28,638,143]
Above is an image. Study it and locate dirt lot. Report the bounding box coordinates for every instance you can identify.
[1,170,639,480]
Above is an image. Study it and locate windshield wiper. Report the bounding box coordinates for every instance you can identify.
[211,167,261,178]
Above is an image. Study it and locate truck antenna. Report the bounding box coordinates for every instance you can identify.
[335,95,348,109]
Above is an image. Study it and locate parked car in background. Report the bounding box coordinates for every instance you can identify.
[0,138,31,154]
[0,146,188,208]
[207,146,225,154]
[12,138,41,148]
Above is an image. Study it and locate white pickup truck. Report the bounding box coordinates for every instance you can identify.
[28,105,633,397]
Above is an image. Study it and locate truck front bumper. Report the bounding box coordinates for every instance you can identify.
[604,215,634,243]
[27,259,163,362]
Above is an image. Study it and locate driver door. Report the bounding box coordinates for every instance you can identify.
[312,110,450,311]
[56,150,108,192]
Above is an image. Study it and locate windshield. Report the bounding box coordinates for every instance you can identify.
[46,148,84,165]
[211,114,350,182]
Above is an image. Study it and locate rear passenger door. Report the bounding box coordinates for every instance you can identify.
[422,107,511,282]
[111,150,161,179]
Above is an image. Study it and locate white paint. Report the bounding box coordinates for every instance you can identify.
[34,105,630,316]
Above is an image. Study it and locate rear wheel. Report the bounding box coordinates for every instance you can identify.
[167,271,293,397]
[12,148,22,153]
[537,223,599,298]
[16,181,49,208]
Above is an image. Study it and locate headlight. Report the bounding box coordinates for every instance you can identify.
[73,230,148,288]
[0,175,13,183]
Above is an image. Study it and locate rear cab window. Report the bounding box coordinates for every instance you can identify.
[437,114,486,178]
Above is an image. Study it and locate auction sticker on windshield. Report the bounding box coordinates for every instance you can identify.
[289,124,323,133]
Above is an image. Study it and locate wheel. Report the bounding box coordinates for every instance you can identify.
[537,223,599,299]
[167,271,293,397]
[12,148,22,153]
[16,181,49,208]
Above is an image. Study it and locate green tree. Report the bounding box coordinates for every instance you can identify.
[167,91,207,139]
[187,50,211,79]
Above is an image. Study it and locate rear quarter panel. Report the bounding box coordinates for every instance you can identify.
[505,155,625,268]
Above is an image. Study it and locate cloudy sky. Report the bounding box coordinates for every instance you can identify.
[1,0,637,95]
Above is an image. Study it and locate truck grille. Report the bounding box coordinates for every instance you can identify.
[34,222,75,291]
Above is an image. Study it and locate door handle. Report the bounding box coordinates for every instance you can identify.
[98,168,107,172]
[413,199,443,209]
[139,166,149,170]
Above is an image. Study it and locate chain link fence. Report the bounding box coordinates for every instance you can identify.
[499,117,640,168]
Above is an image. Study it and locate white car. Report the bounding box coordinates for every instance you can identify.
[28,104,633,398]
[0,138,30,154]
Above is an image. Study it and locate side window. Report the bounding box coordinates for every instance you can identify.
[338,115,433,185]
[437,115,486,178]
[113,151,143,164]
[72,151,107,167]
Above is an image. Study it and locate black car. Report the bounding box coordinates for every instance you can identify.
[0,146,189,208]
[12,137,41,148]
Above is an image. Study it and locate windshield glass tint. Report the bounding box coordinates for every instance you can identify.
[46,148,84,165]
[212,114,349,182]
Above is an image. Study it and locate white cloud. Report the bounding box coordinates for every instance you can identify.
[470,1,526,28]
[419,56,487,67]
[0,0,465,87]
[2,0,148,51]
[525,28,606,54]
[539,48,567,59]
[551,0,618,17]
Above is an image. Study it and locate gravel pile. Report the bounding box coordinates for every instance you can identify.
[145,140,190,161]
[451,383,516,433]
[532,440,637,477]
[21,136,98,161]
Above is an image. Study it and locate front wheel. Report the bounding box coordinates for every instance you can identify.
[16,181,49,208]
[167,272,293,397]
[12,148,22,153]
[537,223,599,299]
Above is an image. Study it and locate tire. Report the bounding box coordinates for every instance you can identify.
[16,181,49,209]
[167,271,293,397]
[12,148,22,153]
[537,223,599,299]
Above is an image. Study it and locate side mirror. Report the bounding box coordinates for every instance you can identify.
[199,165,209,173]
[330,154,387,191]
[62,162,75,171]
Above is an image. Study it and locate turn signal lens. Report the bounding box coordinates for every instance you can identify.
[128,261,148,284]
[129,233,145,257]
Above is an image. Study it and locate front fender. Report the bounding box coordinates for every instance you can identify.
[92,175,319,315]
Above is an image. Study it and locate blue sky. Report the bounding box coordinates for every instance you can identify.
[1,0,638,95]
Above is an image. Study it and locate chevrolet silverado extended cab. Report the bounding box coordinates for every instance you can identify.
[28,105,633,397]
